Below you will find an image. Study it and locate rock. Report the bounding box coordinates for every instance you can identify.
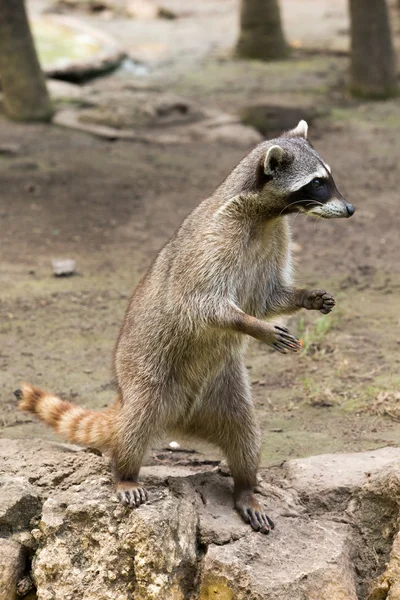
[53,86,262,147]
[199,122,262,146]
[0,438,109,493]
[126,1,158,19]
[125,1,180,20]
[0,143,20,156]
[1,439,400,598]
[0,539,25,600]
[53,109,121,141]
[52,0,111,12]
[352,461,400,596]
[47,79,85,103]
[0,477,42,535]
[200,519,357,600]
[33,475,198,600]
[270,447,400,513]
[51,258,77,276]
[55,107,262,146]
[368,530,400,599]
[32,16,125,82]
[157,7,178,20]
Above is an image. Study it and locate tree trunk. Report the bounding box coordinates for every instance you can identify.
[0,0,52,121]
[236,0,289,61]
[349,0,397,98]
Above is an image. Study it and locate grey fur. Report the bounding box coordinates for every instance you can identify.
[110,121,354,532]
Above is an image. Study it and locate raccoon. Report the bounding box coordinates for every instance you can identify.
[16,121,354,534]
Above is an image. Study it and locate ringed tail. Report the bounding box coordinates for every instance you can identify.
[15,383,118,452]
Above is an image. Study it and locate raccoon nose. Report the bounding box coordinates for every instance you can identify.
[346,203,355,217]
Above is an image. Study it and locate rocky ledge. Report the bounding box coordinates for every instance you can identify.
[1,439,400,600]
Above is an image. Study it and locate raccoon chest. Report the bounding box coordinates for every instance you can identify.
[234,261,277,316]
[234,248,292,317]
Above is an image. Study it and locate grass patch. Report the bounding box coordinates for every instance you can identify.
[297,313,335,355]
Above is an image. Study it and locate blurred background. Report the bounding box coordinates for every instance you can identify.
[0,0,399,466]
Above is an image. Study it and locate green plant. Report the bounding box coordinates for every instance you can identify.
[297,313,334,354]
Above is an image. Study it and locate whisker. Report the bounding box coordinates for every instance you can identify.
[291,211,301,226]
[313,215,321,231]
[279,198,325,218]
[278,199,310,217]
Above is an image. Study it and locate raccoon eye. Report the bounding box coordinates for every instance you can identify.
[312,178,324,189]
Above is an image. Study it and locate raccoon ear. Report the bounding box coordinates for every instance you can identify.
[288,120,308,139]
[264,145,285,176]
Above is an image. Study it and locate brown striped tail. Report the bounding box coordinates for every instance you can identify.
[16,383,118,452]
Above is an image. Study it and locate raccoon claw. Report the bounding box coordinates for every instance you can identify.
[274,325,289,334]
[272,326,301,353]
[117,483,148,508]
[303,290,335,313]
[242,507,274,533]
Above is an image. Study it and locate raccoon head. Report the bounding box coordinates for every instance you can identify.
[262,121,355,219]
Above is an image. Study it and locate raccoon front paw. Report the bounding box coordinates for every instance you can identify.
[303,290,335,314]
[271,325,301,354]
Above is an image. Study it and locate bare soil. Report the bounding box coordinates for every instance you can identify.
[1,0,400,467]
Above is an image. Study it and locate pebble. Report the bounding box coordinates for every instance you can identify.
[0,143,20,155]
[52,258,76,277]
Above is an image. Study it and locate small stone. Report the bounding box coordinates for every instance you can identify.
[157,7,177,19]
[169,441,180,450]
[0,143,20,156]
[51,259,76,277]
[292,242,303,254]
[126,0,158,18]
[16,575,34,597]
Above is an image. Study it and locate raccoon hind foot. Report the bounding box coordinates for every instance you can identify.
[117,481,148,508]
[235,489,274,534]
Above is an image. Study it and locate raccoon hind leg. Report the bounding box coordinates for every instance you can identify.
[187,359,274,534]
[111,384,168,508]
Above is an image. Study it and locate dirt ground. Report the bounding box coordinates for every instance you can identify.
[1,0,400,468]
